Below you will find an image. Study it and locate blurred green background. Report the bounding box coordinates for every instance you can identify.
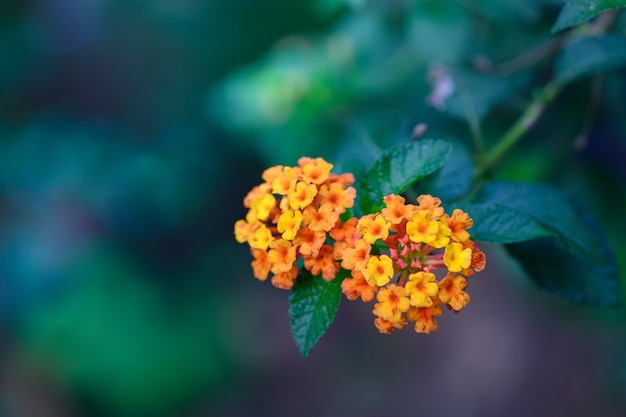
[1,1,626,416]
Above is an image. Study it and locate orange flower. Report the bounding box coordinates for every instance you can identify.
[327,172,355,187]
[438,274,470,311]
[294,226,326,257]
[381,194,414,224]
[248,224,273,250]
[234,215,256,244]
[262,165,285,184]
[362,255,394,287]
[416,194,444,218]
[304,244,340,281]
[237,156,488,334]
[468,241,486,272]
[374,316,407,334]
[317,182,356,211]
[298,156,333,184]
[443,209,473,242]
[341,270,378,302]
[329,217,359,245]
[357,214,391,244]
[271,166,298,195]
[405,271,439,307]
[372,284,410,322]
[268,239,297,274]
[243,183,271,208]
[271,265,299,290]
[288,181,318,210]
[341,239,371,272]
[406,305,442,334]
[251,249,271,281]
[303,203,339,232]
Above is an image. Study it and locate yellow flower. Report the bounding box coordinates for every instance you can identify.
[429,222,452,249]
[372,284,410,322]
[405,271,439,307]
[444,242,472,272]
[357,214,391,244]
[248,224,273,250]
[362,255,394,286]
[233,215,255,244]
[288,181,318,210]
[277,209,303,240]
[250,193,276,221]
[406,211,438,244]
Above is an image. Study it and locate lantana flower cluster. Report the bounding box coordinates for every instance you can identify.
[235,157,486,334]
[234,157,356,289]
[339,193,485,334]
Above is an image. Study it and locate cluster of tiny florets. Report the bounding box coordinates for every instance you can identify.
[234,157,356,289]
[339,193,485,334]
[235,157,486,334]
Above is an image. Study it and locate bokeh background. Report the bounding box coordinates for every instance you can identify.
[2,1,626,416]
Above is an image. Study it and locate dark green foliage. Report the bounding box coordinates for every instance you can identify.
[457,202,552,243]
[475,182,620,306]
[417,141,475,203]
[553,0,626,32]
[356,139,452,214]
[289,270,347,358]
[556,35,626,82]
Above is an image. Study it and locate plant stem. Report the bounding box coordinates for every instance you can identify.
[495,36,565,76]
[470,9,620,183]
[474,80,563,179]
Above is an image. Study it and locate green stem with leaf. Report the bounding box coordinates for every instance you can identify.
[473,9,619,181]
[474,80,563,179]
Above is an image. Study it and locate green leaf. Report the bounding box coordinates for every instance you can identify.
[333,112,412,180]
[556,35,626,83]
[456,203,553,243]
[505,238,619,307]
[552,0,626,33]
[444,72,511,122]
[418,140,474,202]
[357,139,452,214]
[289,270,346,358]
[476,182,620,306]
